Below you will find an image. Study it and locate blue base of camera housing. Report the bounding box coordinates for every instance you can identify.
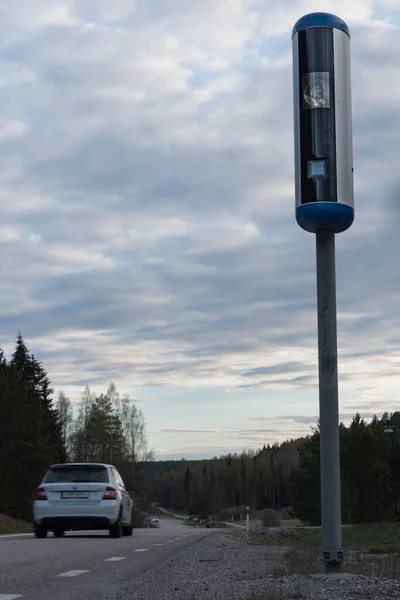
[296,202,354,233]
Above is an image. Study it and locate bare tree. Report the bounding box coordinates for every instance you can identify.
[56,391,73,459]
[121,394,153,480]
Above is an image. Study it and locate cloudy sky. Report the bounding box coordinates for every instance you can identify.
[1,0,400,460]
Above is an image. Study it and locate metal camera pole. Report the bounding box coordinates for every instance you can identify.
[316,228,342,572]
[292,13,354,574]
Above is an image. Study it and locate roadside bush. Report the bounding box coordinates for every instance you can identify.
[279,507,294,520]
[260,508,281,527]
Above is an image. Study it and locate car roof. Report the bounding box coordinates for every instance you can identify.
[49,463,113,469]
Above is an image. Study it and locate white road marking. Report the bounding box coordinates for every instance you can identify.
[58,570,90,578]
[104,557,126,562]
[152,543,164,546]
[181,534,188,537]
[175,537,182,540]
[165,540,174,543]
[133,548,148,552]
[0,595,23,599]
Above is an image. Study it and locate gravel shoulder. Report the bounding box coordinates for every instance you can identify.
[112,529,400,599]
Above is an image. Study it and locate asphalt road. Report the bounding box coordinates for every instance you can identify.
[0,519,217,600]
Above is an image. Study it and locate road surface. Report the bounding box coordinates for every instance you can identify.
[0,519,217,600]
[151,505,187,519]
[153,504,241,529]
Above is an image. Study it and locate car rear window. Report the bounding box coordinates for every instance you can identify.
[44,466,109,483]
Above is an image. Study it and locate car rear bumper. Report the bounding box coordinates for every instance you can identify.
[33,501,120,527]
[36,516,113,530]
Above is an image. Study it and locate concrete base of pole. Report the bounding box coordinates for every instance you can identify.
[323,561,342,575]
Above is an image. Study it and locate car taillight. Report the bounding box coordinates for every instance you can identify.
[35,487,47,501]
[103,487,117,500]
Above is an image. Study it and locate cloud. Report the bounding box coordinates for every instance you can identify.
[131,396,157,404]
[0,0,399,457]
[245,415,320,425]
[151,428,231,434]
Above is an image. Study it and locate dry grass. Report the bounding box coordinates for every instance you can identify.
[242,523,400,600]
[249,518,302,533]
[249,522,400,582]
[0,513,32,534]
[280,519,302,528]
[345,550,400,580]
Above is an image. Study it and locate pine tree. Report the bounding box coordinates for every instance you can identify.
[291,428,321,525]
[31,354,66,461]
[10,333,32,382]
[183,465,193,509]
[0,364,53,519]
[10,334,65,463]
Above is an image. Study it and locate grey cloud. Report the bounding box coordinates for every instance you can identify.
[245,415,318,425]
[0,1,398,412]
[244,412,385,426]
[277,415,319,424]
[151,427,304,436]
[151,428,229,434]
[241,362,305,378]
[239,374,317,390]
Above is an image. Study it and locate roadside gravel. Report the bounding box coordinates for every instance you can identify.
[112,529,400,599]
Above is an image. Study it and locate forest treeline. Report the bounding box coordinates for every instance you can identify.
[1,333,399,526]
[142,412,400,525]
[0,334,151,521]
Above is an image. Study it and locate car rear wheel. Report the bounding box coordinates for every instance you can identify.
[109,514,123,538]
[34,523,48,539]
[53,528,65,538]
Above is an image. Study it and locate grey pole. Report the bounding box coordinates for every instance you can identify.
[293,11,353,575]
[316,229,342,574]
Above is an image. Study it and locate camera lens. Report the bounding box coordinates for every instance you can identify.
[304,78,330,108]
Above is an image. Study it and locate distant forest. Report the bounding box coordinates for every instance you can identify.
[141,411,400,525]
[1,333,399,526]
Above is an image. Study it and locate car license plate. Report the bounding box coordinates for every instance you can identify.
[61,491,89,499]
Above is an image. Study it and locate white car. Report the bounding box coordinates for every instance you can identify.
[33,462,134,539]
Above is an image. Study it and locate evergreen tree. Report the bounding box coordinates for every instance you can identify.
[10,334,65,461]
[291,428,321,525]
[183,465,193,508]
[31,354,65,461]
[0,364,54,519]
[10,333,33,383]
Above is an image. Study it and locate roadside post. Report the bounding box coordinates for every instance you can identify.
[246,506,250,534]
[292,12,354,574]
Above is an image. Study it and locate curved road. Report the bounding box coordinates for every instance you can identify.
[0,519,217,600]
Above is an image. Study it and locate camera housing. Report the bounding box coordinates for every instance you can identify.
[292,13,354,233]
